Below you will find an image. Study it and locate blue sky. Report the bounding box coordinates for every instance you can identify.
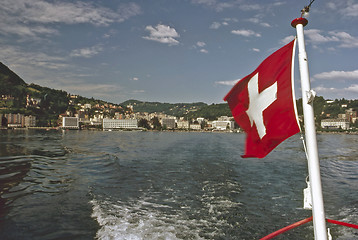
[1,0,357,104]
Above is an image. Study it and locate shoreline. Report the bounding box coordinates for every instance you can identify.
[2,127,358,134]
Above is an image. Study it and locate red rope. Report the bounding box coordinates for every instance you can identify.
[260,217,358,240]
[260,217,313,240]
[326,218,358,229]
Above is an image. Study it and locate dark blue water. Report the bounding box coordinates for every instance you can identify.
[0,130,357,239]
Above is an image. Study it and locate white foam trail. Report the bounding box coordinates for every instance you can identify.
[90,180,242,239]
[90,198,203,240]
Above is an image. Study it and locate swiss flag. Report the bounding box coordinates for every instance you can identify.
[224,39,300,158]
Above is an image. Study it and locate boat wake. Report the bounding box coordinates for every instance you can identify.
[90,196,203,240]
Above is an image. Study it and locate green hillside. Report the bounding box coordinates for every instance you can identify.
[122,99,207,116]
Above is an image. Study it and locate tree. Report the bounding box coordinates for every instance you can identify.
[200,120,207,129]
[138,118,151,129]
[1,116,8,127]
[151,117,162,130]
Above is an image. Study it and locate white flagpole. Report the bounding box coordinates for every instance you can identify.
[291,18,328,240]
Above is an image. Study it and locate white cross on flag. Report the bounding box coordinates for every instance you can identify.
[224,39,300,158]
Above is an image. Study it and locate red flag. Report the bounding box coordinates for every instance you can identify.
[224,39,300,158]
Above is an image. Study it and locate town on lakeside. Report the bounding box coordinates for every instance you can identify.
[1,95,357,133]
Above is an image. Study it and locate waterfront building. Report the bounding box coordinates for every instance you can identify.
[189,124,201,130]
[215,120,235,130]
[62,117,79,129]
[24,115,36,127]
[161,118,176,129]
[212,120,235,130]
[102,118,138,130]
[1,113,25,127]
[321,119,350,130]
[177,120,189,129]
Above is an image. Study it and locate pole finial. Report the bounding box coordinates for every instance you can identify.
[291,18,308,28]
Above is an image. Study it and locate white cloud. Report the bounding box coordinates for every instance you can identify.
[260,22,271,27]
[210,18,237,29]
[305,29,339,43]
[1,0,141,26]
[231,29,261,37]
[197,41,206,47]
[305,29,358,48]
[313,86,339,94]
[344,3,358,17]
[252,48,260,52]
[313,70,358,80]
[329,31,358,48]
[192,0,282,13]
[143,24,180,45]
[191,0,237,11]
[326,2,336,10]
[0,44,68,70]
[247,17,259,24]
[326,1,358,17]
[70,45,103,58]
[273,1,285,7]
[131,77,139,81]
[345,84,358,93]
[280,35,295,45]
[239,4,262,11]
[334,1,358,17]
[194,41,208,53]
[313,84,358,99]
[210,22,221,29]
[0,23,58,38]
[0,0,141,38]
[246,17,271,28]
[215,79,240,86]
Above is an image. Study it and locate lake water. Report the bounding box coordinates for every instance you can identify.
[0,130,357,239]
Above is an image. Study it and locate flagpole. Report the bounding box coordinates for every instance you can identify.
[291,18,328,240]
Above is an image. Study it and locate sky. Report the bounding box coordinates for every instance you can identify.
[1,0,357,104]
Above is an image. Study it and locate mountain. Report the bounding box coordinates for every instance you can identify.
[0,62,27,91]
[0,62,29,109]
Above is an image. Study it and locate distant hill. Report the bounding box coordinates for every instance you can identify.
[121,100,231,120]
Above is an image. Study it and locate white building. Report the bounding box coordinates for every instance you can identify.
[190,124,201,130]
[62,117,79,129]
[177,120,189,129]
[212,120,235,130]
[321,119,350,130]
[103,118,138,130]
